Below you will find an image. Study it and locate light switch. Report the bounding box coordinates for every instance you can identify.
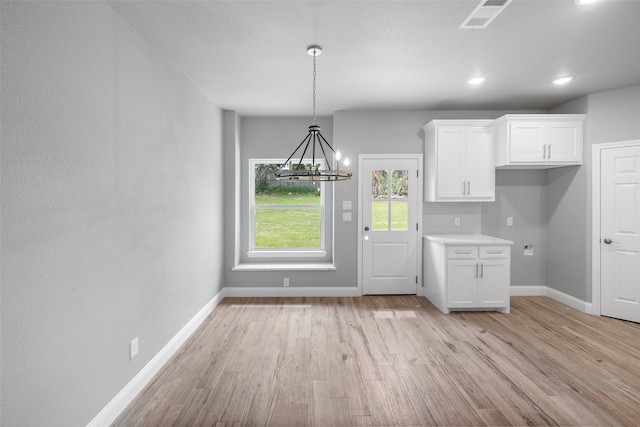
[343,200,352,210]
[343,212,352,222]
[507,217,514,226]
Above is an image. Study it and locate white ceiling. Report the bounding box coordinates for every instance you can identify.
[106,0,640,116]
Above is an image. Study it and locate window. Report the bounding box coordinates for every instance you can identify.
[248,159,327,258]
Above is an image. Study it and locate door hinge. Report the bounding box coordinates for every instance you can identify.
[416,276,418,284]
[417,169,419,178]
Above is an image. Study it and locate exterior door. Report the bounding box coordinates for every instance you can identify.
[600,144,640,323]
[361,157,420,295]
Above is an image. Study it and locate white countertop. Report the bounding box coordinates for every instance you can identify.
[423,234,513,245]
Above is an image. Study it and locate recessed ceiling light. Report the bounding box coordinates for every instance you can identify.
[575,0,599,5]
[553,76,573,85]
[468,77,485,85]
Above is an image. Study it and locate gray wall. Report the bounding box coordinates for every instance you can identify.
[223,110,544,290]
[224,116,353,288]
[238,117,335,264]
[547,85,640,301]
[1,2,224,426]
[482,170,547,287]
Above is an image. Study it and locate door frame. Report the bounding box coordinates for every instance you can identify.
[357,154,423,296]
[591,139,640,316]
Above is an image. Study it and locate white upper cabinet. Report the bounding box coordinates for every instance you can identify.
[493,114,586,168]
[424,120,495,202]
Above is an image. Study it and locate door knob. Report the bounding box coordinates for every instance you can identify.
[364,226,370,231]
[603,238,613,244]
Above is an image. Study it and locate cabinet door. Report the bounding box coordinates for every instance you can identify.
[508,122,545,162]
[447,259,477,308]
[548,122,582,162]
[436,127,465,198]
[465,128,494,199]
[477,260,510,307]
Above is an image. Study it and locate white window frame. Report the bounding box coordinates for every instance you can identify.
[248,158,327,258]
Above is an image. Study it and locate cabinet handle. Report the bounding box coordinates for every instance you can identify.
[480,263,484,278]
[543,144,547,160]
[548,144,552,160]
[467,181,471,195]
[475,263,478,278]
[461,181,465,195]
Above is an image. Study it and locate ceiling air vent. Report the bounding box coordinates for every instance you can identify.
[459,0,513,29]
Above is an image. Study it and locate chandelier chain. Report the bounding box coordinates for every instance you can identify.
[312,49,317,125]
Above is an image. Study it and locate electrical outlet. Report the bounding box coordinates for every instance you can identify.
[283,278,289,287]
[454,217,461,227]
[507,217,514,226]
[129,337,138,360]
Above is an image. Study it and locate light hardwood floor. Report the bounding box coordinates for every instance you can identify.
[113,296,640,426]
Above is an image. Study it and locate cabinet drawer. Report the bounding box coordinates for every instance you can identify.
[447,247,478,259]
[479,246,510,259]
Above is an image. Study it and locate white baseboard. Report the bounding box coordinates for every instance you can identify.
[545,287,594,314]
[510,285,546,296]
[510,285,593,314]
[87,288,226,427]
[224,286,360,298]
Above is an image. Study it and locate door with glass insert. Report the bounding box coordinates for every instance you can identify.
[362,158,419,294]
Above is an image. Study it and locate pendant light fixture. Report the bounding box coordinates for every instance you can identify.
[275,46,352,181]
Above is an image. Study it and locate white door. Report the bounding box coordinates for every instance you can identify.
[600,144,640,323]
[548,122,582,162]
[465,127,494,198]
[447,260,477,307]
[478,260,510,307]
[436,127,465,198]
[509,122,545,162]
[361,157,420,295]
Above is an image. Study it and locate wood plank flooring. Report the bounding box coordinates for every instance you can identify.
[113,296,640,426]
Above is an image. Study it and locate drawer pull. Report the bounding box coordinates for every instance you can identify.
[455,251,473,255]
[485,250,503,254]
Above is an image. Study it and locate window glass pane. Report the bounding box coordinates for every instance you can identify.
[255,162,321,205]
[371,169,389,230]
[391,170,408,230]
[254,208,321,248]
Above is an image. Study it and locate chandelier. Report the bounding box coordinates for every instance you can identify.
[275,46,352,181]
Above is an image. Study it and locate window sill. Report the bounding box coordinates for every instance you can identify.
[232,263,337,272]
[247,250,327,258]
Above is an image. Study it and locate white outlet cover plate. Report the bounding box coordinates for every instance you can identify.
[129,337,139,359]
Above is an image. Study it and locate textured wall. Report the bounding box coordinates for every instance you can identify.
[1,2,223,425]
[547,85,640,301]
[482,170,547,287]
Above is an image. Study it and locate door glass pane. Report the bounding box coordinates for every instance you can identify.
[372,170,389,230]
[391,170,408,230]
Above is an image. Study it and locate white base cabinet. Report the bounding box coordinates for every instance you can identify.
[423,235,513,314]
[493,114,585,169]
